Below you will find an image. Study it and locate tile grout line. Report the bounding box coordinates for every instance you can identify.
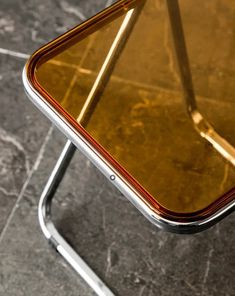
[0,1,116,244]
[0,39,230,106]
[0,125,54,245]
[0,2,112,243]
[60,34,97,106]
[0,46,175,96]
[0,47,226,105]
[0,48,30,59]
[0,48,190,100]
[0,1,112,59]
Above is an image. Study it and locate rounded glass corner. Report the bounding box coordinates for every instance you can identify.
[23,0,235,233]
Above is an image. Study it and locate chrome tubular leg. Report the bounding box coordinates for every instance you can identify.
[38,140,115,296]
[77,2,145,126]
[166,0,235,166]
[38,5,145,296]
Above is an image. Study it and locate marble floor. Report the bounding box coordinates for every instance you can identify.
[0,1,234,296]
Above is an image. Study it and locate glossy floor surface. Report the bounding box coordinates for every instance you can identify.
[0,1,235,295]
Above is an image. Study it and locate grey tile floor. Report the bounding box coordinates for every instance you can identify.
[0,1,234,296]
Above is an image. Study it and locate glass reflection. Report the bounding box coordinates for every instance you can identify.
[34,0,235,213]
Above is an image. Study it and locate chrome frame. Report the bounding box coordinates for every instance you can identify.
[22,1,235,296]
[166,0,235,166]
[38,140,115,296]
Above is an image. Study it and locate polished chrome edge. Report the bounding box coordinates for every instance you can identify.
[22,67,235,234]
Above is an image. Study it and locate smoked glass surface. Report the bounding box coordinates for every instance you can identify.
[33,0,235,214]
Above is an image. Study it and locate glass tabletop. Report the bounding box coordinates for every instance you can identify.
[32,0,235,214]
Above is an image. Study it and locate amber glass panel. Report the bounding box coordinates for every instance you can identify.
[34,0,235,213]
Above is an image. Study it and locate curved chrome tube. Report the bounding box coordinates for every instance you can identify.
[38,140,115,296]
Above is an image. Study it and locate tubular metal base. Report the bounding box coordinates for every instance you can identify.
[38,140,115,296]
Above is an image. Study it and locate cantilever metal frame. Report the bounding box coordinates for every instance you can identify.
[23,1,235,296]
